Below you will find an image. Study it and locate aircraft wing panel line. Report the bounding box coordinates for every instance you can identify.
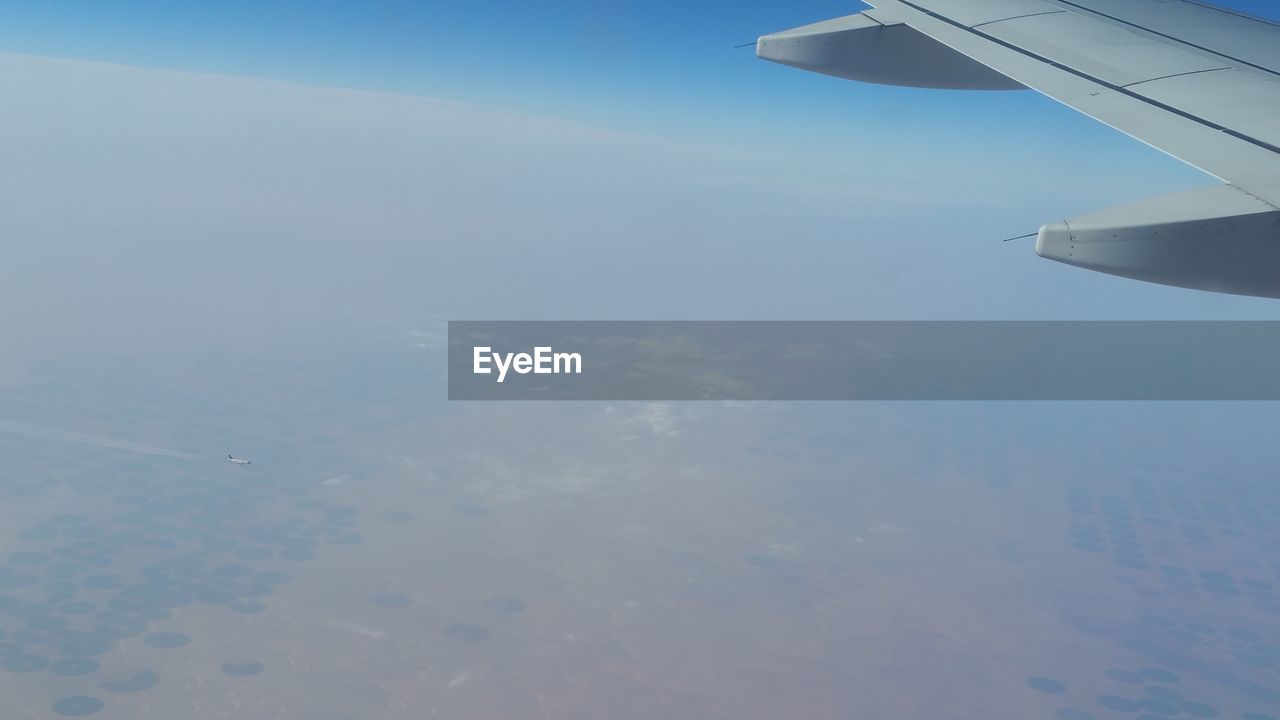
[859,0,1280,203]
[891,0,1280,157]
[970,10,1066,29]
[1055,0,1280,77]
[1120,67,1232,90]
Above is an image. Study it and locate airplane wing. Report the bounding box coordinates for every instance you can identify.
[757,0,1280,298]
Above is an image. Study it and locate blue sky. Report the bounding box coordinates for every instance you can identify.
[1,0,1273,134]
[0,0,1272,154]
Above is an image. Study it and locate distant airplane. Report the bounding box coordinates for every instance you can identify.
[227,454,251,465]
[757,0,1280,299]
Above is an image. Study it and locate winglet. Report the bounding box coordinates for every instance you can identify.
[757,12,1022,90]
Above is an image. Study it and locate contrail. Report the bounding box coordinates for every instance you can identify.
[0,418,200,460]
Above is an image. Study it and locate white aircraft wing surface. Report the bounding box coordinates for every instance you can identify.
[757,0,1280,298]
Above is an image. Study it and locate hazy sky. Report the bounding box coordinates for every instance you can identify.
[2,0,1280,370]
